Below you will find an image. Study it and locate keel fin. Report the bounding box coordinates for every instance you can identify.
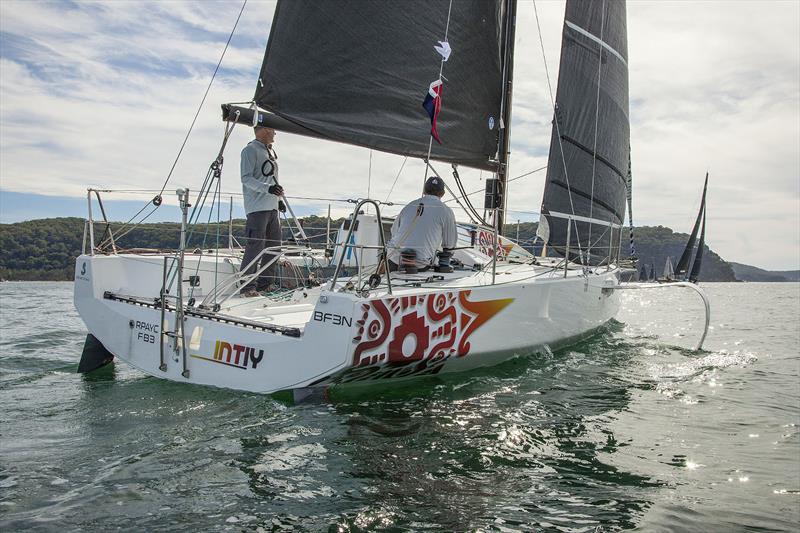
[78,334,114,373]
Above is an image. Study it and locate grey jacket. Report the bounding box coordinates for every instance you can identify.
[240,139,279,214]
[387,195,458,266]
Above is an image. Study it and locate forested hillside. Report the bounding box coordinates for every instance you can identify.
[0,216,338,281]
[730,262,800,282]
[1,217,738,281]
[1,218,86,280]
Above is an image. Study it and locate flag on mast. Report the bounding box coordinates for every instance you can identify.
[434,41,451,61]
[422,79,443,144]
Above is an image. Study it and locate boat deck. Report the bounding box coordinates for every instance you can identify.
[214,259,610,330]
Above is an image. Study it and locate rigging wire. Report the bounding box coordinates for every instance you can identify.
[453,180,485,224]
[587,0,607,259]
[102,120,238,249]
[94,163,542,245]
[97,163,545,248]
[157,0,247,199]
[384,156,408,203]
[443,165,546,205]
[186,170,224,300]
[450,166,487,225]
[108,0,248,239]
[423,0,454,185]
[424,161,485,226]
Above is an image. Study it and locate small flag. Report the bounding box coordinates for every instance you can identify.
[434,41,451,61]
[422,79,443,144]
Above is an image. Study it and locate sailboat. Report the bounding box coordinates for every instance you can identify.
[662,256,675,281]
[74,0,707,394]
[675,173,709,283]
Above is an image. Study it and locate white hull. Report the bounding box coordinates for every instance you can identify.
[74,252,620,394]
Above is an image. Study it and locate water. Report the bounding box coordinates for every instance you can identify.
[1,282,798,532]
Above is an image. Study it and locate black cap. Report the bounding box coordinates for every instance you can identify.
[424,176,445,195]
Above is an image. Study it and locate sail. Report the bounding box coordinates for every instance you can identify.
[625,150,636,258]
[689,207,706,283]
[663,256,675,280]
[675,173,709,279]
[540,0,630,265]
[253,0,508,171]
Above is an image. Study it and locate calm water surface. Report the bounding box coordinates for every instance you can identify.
[0,282,798,532]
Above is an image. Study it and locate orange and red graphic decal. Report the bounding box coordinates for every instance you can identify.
[351,290,513,367]
[477,230,515,259]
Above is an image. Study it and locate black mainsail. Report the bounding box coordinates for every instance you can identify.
[249,0,508,172]
[539,0,630,265]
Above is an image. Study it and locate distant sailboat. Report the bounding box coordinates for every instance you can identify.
[675,173,709,283]
[662,256,675,281]
[688,206,706,283]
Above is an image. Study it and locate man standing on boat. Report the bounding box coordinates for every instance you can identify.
[239,126,283,296]
[386,176,457,271]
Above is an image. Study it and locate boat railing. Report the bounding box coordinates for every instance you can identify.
[85,188,117,255]
[84,187,301,256]
[536,213,627,276]
[156,189,192,377]
[329,199,393,295]
[198,244,308,310]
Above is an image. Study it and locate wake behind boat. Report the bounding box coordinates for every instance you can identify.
[74,0,708,396]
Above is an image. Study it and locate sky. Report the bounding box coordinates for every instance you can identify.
[0,0,798,270]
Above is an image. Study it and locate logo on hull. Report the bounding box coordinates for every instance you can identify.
[313,311,352,327]
[190,340,264,370]
[76,261,90,282]
[351,290,513,369]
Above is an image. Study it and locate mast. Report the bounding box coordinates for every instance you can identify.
[496,0,518,235]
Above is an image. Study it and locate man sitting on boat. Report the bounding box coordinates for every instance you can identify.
[239,126,284,296]
[386,176,457,272]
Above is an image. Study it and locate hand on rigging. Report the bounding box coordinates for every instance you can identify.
[268,184,284,197]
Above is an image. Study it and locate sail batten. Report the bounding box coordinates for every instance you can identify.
[540,0,630,265]
[559,134,628,182]
[564,21,627,66]
[254,0,507,171]
[549,181,625,221]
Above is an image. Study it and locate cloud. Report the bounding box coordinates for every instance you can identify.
[0,0,798,269]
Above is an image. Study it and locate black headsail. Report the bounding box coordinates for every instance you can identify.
[244,0,507,172]
[539,0,630,265]
[675,172,709,280]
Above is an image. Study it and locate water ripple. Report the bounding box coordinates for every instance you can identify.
[1,282,798,531]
